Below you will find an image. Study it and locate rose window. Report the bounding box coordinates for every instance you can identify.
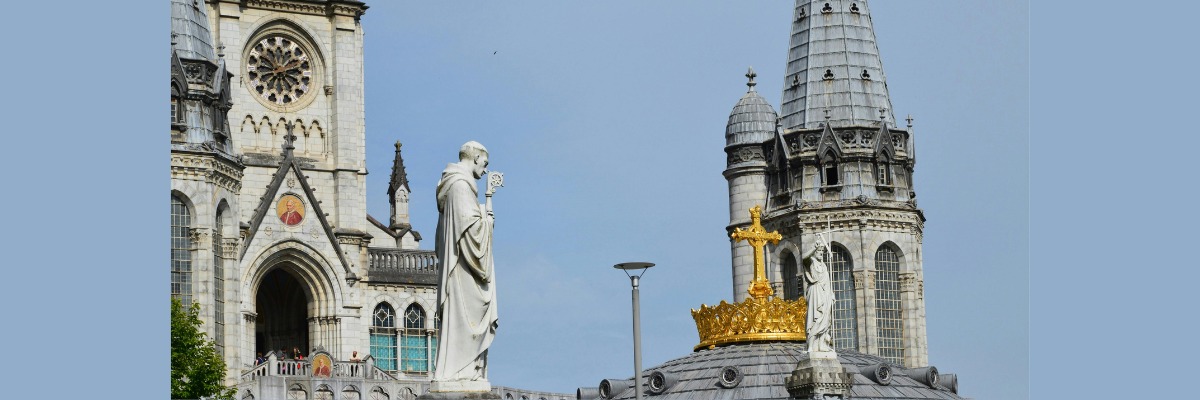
[247,36,313,106]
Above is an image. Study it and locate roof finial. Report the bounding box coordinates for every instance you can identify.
[216,42,225,58]
[170,33,178,48]
[878,108,888,125]
[745,67,757,91]
[395,140,403,151]
[906,114,914,128]
[282,122,297,157]
[824,109,831,120]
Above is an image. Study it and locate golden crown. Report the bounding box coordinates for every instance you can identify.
[691,295,807,351]
[691,205,808,351]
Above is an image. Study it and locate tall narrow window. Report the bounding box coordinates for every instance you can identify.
[213,210,225,356]
[371,303,397,371]
[875,154,892,185]
[781,252,801,300]
[821,152,840,186]
[430,314,440,372]
[171,195,193,304]
[875,246,904,365]
[401,304,428,372]
[829,246,858,350]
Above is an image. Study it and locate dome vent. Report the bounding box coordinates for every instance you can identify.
[904,366,939,388]
[647,371,678,395]
[716,366,744,388]
[726,67,778,147]
[938,373,959,394]
[576,387,601,400]
[859,363,892,385]
[599,379,633,400]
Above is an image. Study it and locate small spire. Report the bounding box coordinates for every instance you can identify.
[389,139,410,198]
[906,114,914,128]
[282,122,297,157]
[745,67,757,91]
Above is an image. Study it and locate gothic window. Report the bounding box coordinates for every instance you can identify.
[370,303,397,371]
[171,97,180,124]
[875,245,904,365]
[828,245,858,351]
[213,209,225,356]
[781,252,802,301]
[821,152,840,186]
[875,153,893,186]
[171,195,193,304]
[401,304,429,372]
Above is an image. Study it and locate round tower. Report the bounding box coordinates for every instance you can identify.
[723,68,777,302]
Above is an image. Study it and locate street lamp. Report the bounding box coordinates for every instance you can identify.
[614,262,654,400]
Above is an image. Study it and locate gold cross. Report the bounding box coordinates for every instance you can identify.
[731,205,782,299]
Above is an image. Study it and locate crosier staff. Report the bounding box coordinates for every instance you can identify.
[485,171,504,217]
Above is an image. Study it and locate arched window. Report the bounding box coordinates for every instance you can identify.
[781,252,801,300]
[401,304,428,372]
[370,303,397,371]
[875,245,904,365]
[821,151,840,186]
[213,209,225,355]
[171,195,193,304]
[828,245,858,350]
[875,153,892,186]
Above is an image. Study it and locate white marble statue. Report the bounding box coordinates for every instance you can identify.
[802,242,835,354]
[431,141,499,390]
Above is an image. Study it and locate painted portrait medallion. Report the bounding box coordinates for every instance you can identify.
[311,353,332,378]
[276,194,305,226]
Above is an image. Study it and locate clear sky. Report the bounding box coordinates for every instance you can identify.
[356,1,1027,398]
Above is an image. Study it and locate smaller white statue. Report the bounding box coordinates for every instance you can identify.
[802,242,834,355]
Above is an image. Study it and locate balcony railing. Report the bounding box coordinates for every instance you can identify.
[367,249,438,285]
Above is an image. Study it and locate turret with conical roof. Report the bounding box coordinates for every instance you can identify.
[718,0,929,368]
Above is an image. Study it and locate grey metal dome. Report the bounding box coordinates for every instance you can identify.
[171,0,216,62]
[726,68,778,147]
[587,342,965,400]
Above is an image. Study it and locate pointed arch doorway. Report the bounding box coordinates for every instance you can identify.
[255,267,310,357]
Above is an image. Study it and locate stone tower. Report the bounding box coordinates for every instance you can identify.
[170,0,243,363]
[723,0,928,368]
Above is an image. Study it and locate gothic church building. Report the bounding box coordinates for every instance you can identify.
[169,0,444,394]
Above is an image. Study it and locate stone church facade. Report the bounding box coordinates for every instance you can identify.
[725,0,929,369]
[168,1,466,397]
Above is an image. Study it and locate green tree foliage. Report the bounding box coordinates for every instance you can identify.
[171,298,234,399]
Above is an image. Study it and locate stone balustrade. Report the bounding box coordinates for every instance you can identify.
[367,249,438,284]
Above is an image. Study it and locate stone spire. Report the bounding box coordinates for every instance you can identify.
[388,141,412,228]
[779,0,896,130]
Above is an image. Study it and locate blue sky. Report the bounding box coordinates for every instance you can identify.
[357,1,1027,398]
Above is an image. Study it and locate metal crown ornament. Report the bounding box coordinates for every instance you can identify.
[690,205,807,351]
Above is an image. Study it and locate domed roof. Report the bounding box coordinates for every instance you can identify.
[726,68,778,147]
[587,342,964,400]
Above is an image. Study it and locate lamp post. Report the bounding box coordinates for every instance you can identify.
[614,262,654,400]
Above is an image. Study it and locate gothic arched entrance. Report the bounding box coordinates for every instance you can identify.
[256,267,310,357]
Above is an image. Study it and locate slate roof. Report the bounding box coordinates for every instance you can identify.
[170,0,216,62]
[726,83,778,147]
[589,342,965,400]
[779,0,896,130]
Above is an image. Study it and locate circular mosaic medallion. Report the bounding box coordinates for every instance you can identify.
[276,194,305,226]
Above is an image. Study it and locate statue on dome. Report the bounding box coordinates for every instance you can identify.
[802,241,835,354]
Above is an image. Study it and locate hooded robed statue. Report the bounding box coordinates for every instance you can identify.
[430,141,499,392]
